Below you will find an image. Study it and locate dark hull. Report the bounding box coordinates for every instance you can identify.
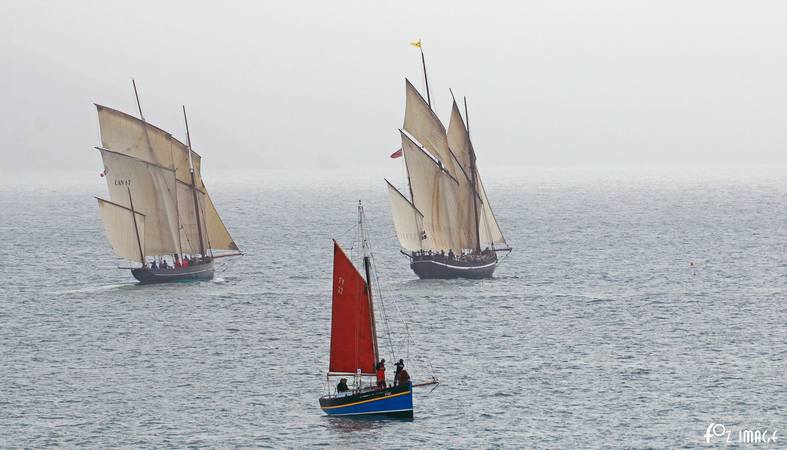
[131,261,214,284]
[410,258,497,279]
[319,383,413,418]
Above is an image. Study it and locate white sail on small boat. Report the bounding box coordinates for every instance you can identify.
[386,43,511,279]
[94,83,241,283]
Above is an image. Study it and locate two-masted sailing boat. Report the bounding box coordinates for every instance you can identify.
[319,202,437,418]
[386,43,511,279]
[94,83,241,283]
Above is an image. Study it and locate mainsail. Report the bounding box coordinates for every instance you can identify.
[390,79,508,253]
[329,241,378,375]
[95,104,239,261]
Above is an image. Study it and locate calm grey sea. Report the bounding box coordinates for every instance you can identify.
[0,167,785,448]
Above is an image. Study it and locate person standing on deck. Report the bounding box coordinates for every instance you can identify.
[376,359,386,388]
[396,368,410,386]
[393,359,404,385]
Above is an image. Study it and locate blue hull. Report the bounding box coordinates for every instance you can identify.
[319,384,413,417]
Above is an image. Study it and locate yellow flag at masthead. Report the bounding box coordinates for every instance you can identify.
[410,39,422,48]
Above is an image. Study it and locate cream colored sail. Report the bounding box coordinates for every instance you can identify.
[397,81,508,253]
[175,181,207,255]
[97,198,146,263]
[98,148,181,256]
[476,177,507,248]
[403,79,462,179]
[401,132,463,253]
[446,100,473,176]
[436,99,479,250]
[385,179,425,252]
[96,105,202,185]
[202,190,239,251]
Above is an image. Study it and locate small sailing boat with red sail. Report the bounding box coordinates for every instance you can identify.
[319,202,437,418]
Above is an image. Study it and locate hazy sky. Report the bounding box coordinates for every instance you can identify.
[2,0,787,175]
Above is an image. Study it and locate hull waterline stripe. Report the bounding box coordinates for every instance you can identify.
[411,260,497,270]
[135,267,214,277]
[321,390,411,409]
[322,408,413,416]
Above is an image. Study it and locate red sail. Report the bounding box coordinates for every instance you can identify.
[329,241,377,374]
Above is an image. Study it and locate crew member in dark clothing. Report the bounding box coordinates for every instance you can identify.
[395,368,411,386]
[393,359,405,385]
[337,378,349,393]
[150,260,158,270]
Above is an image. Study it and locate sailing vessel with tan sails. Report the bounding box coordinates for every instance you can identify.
[94,83,241,283]
[386,41,511,279]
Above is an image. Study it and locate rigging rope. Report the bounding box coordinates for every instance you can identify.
[360,207,437,380]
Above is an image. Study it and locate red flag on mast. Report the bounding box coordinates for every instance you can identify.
[328,241,377,374]
[390,148,403,159]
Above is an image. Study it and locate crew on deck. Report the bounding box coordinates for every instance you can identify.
[376,359,386,388]
[145,253,212,271]
[337,378,349,393]
[410,248,496,264]
[395,368,410,386]
[393,359,405,385]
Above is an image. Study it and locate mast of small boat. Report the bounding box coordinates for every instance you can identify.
[182,106,208,260]
[464,96,482,253]
[358,201,380,365]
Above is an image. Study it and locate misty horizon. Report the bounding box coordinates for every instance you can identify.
[2,0,787,175]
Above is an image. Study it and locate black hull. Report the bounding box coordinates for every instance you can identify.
[131,261,214,284]
[410,258,497,279]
